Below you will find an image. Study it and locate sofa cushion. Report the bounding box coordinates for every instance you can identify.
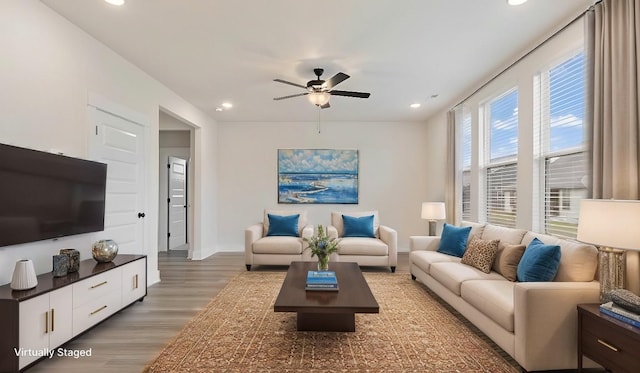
[461,238,500,273]
[409,250,461,274]
[517,238,561,282]
[338,237,388,256]
[492,242,526,281]
[461,221,486,243]
[264,209,307,236]
[342,214,375,238]
[430,262,506,296]
[521,231,598,282]
[331,211,380,237]
[266,213,299,236]
[461,280,515,332]
[481,224,527,244]
[437,224,472,257]
[252,236,303,254]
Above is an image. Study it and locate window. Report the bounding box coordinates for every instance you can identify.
[537,52,587,238]
[451,19,586,234]
[461,107,472,221]
[484,89,518,228]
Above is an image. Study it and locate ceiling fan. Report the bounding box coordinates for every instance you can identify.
[273,68,370,109]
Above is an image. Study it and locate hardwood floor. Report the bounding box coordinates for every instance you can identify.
[26,252,409,373]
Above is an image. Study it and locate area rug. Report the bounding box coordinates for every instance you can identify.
[144,272,520,373]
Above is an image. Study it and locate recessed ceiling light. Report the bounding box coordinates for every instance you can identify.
[410,103,421,109]
[507,0,528,5]
[215,108,223,112]
[221,102,233,109]
[105,0,125,6]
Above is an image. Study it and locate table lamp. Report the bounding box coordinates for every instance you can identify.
[421,202,446,236]
[576,199,640,303]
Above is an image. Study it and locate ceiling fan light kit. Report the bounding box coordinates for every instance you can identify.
[308,92,330,106]
[274,67,370,109]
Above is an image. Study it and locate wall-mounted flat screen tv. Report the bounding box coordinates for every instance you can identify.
[0,143,107,247]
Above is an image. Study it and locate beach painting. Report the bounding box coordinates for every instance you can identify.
[278,149,358,204]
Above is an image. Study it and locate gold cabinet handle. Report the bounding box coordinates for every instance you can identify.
[45,311,48,334]
[51,308,55,332]
[134,274,138,289]
[90,281,108,289]
[90,305,108,316]
[597,339,619,352]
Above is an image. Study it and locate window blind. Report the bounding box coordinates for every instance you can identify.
[461,107,472,221]
[538,52,587,238]
[485,89,518,228]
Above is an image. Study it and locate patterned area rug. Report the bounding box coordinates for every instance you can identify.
[144,272,520,373]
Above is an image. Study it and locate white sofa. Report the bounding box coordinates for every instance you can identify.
[244,210,313,270]
[409,222,600,372]
[327,211,398,272]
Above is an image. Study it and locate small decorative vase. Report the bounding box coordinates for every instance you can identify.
[10,259,38,290]
[60,248,80,273]
[92,239,119,263]
[317,254,329,271]
[52,254,69,277]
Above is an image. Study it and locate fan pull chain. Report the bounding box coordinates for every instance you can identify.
[317,107,321,134]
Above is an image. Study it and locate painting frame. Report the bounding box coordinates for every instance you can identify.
[277,149,359,204]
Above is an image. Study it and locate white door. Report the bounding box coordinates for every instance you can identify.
[168,156,187,250]
[89,107,145,255]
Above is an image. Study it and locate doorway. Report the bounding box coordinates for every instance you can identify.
[158,111,192,253]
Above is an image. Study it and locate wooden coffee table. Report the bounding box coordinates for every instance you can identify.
[274,261,379,332]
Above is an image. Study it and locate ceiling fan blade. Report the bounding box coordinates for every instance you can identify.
[323,72,350,89]
[329,90,371,99]
[274,79,307,89]
[273,92,308,100]
[320,102,331,109]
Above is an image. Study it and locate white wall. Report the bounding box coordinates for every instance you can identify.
[216,121,431,252]
[0,0,218,285]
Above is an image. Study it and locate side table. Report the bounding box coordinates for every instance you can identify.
[577,303,640,373]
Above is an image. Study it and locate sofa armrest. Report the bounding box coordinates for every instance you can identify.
[409,235,440,252]
[379,225,398,266]
[327,225,338,240]
[244,224,264,265]
[513,281,600,371]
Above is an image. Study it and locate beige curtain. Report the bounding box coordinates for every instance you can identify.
[445,109,457,225]
[590,0,640,294]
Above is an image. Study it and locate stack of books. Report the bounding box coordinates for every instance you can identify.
[599,301,640,328]
[305,270,338,291]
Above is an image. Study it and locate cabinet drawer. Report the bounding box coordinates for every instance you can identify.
[72,291,122,336]
[581,312,640,373]
[72,268,122,308]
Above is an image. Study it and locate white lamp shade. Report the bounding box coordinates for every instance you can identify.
[577,199,640,251]
[10,259,38,290]
[421,202,446,220]
[308,92,330,106]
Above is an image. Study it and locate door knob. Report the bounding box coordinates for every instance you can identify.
[138,212,146,218]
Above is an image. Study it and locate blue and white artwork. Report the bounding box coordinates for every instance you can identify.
[278,149,358,204]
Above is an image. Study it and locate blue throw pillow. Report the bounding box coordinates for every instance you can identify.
[342,214,375,238]
[437,223,472,257]
[266,214,299,236]
[517,238,561,282]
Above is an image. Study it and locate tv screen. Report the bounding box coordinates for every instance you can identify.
[0,143,107,247]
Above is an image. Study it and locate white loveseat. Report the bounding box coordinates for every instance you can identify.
[409,222,600,372]
[327,211,398,272]
[244,210,313,270]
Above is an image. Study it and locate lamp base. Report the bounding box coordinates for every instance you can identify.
[598,246,626,303]
[428,220,436,236]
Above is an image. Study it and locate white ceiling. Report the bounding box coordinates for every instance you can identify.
[41,0,594,123]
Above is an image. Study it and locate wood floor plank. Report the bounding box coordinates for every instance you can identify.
[25,251,409,373]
